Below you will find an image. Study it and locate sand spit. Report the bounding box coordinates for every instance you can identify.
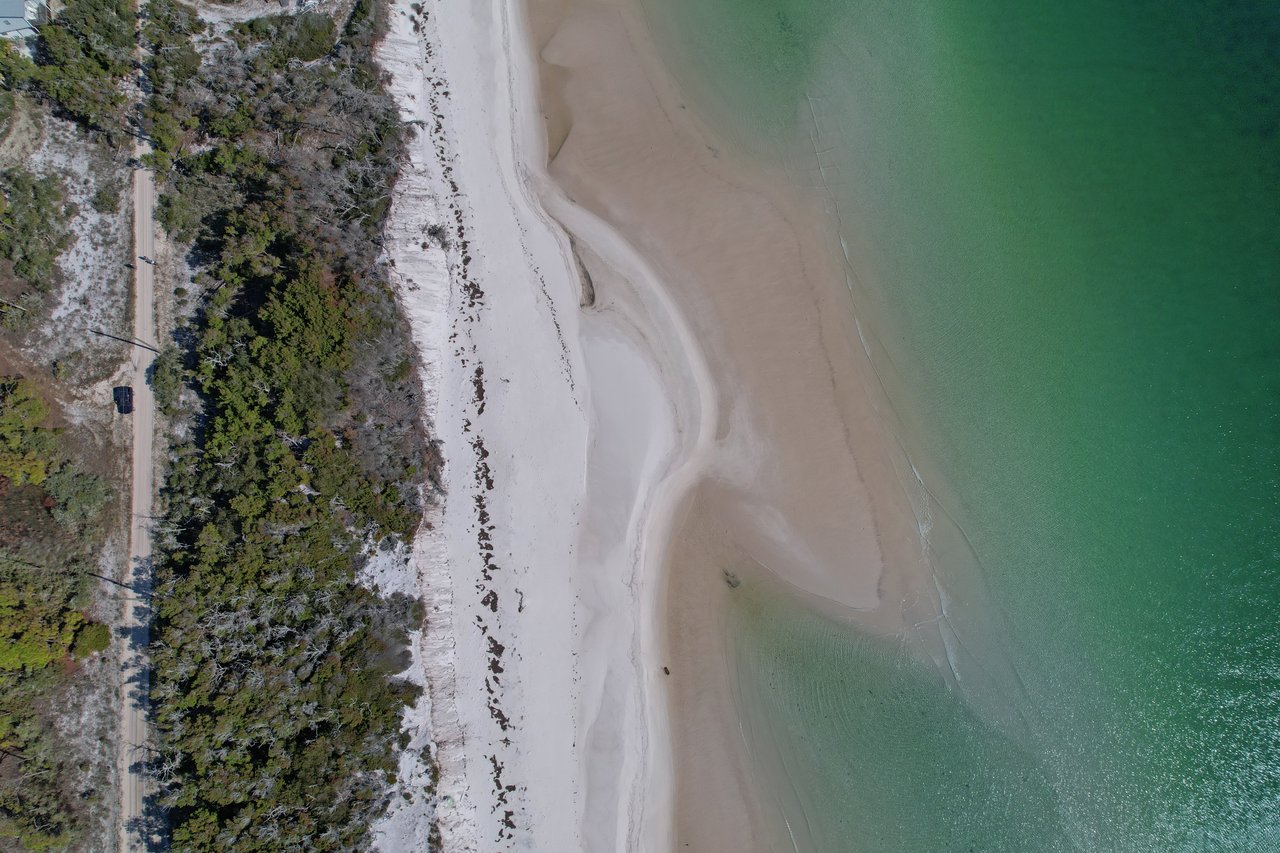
[525,0,947,848]
[375,0,716,848]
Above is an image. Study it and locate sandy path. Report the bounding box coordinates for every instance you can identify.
[117,154,156,852]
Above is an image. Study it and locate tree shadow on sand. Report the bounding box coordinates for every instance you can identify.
[116,551,168,850]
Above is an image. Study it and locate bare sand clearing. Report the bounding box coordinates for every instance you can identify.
[377,0,943,848]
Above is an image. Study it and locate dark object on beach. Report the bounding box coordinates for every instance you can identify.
[663,666,670,676]
[722,570,741,589]
[113,386,134,414]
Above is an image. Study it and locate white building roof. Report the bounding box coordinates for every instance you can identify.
[0,0,41,37]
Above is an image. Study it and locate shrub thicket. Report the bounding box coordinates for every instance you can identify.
[0,0,135,136]
[0,169,72,292]
[145,1,431,848]
[0,377,112,850]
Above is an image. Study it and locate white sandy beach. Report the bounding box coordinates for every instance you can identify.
[374,0,945,848]
[374,0,712,848]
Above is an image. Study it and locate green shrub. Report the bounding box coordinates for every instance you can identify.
[90,183,119,213]
[0,376,56,486]
[149,345,183,414]
[72,621,110,657]
[0,90,14,129]
[0,375,111,846]
[0,169,71,291]
[43,465,109,530]
[234,13,335,66]
[0,41,35,89]
[32,0,134,133]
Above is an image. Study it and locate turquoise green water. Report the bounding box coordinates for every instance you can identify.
[640,1,1280,849]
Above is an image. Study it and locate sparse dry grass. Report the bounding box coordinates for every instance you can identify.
[22,117,133,379]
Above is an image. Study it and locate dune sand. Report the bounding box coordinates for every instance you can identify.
[376,0,941,848]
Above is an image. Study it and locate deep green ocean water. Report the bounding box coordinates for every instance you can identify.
[639,1,1280,849]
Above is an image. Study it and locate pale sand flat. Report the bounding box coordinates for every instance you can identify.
[528,0,944,849]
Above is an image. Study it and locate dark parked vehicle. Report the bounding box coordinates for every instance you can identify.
[113,386,134,414]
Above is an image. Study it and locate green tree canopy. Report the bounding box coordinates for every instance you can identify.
[0,170,71,292]
[0,376,55,486]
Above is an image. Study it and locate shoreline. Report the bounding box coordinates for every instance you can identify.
[375,0,943,846]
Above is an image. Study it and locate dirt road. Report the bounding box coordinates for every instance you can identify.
[117,155,157,851]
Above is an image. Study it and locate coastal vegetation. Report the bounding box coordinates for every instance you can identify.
[0,0,430,844]
[143,0,432,846]
[0,376,113,850]
[0,0,135,329]
[0,0,135,138]
[0,0,135,848]
[0,168,72,294]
